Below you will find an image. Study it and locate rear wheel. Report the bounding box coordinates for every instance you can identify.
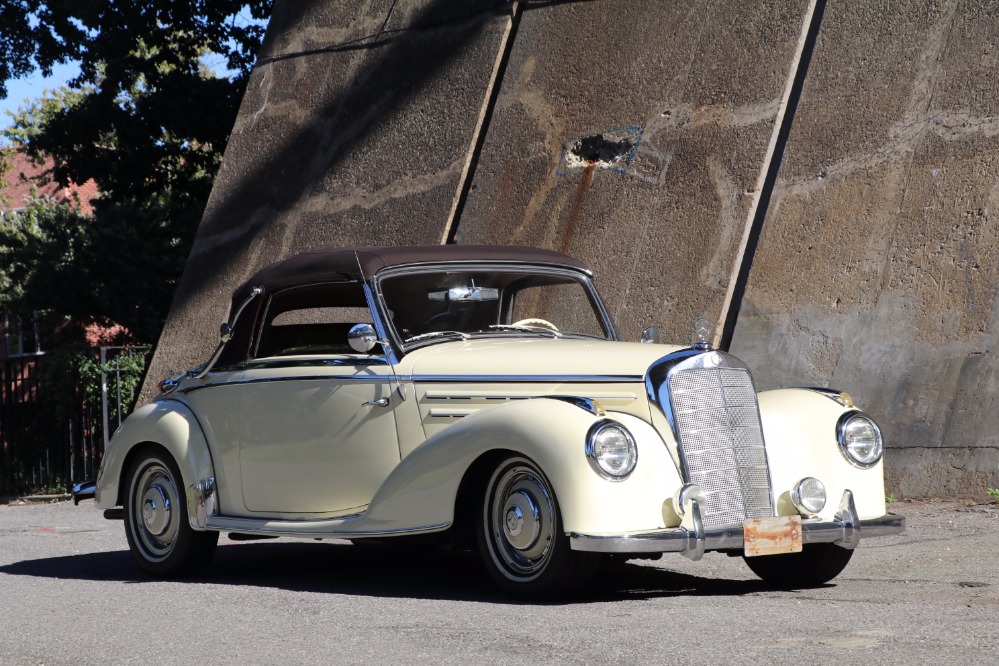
[743,543,854,588]
[476,456,599,598]
[123,447,218,577]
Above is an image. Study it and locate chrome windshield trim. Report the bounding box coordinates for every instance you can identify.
[371,262,619,353]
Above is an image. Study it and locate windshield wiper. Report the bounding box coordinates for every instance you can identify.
[404,330,470,344]
[486,324,560,338]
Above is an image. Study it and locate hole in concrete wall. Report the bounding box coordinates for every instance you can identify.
[556,126,643,176]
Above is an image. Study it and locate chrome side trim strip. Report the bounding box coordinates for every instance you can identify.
[182,373,642,395]
[427,408,480,417]
[204,514,451,539]
[241,358,389,370]
[413,374,643,383]
[422,391,636,401]
[545,395,606,416]
[181,374,393,395]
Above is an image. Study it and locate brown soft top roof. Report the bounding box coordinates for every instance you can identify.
[231,245,591,305]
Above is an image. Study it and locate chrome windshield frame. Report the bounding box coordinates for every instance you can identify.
[370,262,619,355]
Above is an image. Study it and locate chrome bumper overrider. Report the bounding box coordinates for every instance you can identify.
[569,490,905,560]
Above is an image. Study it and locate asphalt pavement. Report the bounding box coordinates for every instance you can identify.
[0,499,995,664]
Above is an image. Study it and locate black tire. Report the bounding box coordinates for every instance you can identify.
[123,447,218,577]
[743,543,854,588]
[476,456,599,598]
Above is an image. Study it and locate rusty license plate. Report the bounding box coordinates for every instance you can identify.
[743,515,803,557]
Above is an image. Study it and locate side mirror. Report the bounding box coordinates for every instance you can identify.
[219,322,233,343]
[348,323,379,353]
[640,326,660,344]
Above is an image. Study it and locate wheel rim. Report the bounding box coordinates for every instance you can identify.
[130,461,181,562]
[486,462,557,579]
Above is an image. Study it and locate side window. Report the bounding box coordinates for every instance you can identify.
[255,284,377,357]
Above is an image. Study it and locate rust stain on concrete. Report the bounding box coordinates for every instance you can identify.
[560,162,595,255]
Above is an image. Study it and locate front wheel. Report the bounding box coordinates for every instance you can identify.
[476,456,599,598]
[742,543,854,588]
[123,447,218,577]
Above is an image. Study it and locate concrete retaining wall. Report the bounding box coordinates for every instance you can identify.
[142,0,999,499]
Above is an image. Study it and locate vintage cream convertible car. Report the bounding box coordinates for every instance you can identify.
[74,246,904,597]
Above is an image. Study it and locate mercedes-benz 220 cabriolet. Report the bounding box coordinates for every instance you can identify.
[74,246,904,597]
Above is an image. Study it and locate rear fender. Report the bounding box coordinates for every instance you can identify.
[95,400,215,514]
[364,398,681,535]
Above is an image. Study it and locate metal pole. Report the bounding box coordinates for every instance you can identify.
[69,418,74,486]
[115,353,122,428]
[100,346,110,454]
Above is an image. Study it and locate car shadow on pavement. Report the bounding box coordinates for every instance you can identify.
[0,539,783,604]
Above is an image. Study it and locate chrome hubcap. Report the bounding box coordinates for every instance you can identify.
[487,462,556,578]
[130,460,180,562]
[503,490,540,550]
[142,486,171,536]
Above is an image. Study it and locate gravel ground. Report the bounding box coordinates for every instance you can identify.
[0,499,996,664]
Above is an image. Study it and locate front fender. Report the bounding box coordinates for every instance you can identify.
[759,389,886,521]
[364,398,683,535]
[95,399,215,512]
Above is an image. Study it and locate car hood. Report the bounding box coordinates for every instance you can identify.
[405,337,686,380]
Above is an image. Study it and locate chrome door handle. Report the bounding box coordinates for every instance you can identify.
[363,397,390,407]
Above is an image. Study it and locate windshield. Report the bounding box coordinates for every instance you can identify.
[377,266,612,347]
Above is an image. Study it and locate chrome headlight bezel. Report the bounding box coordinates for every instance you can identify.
[837,411,884,468]
[585,419,638,480]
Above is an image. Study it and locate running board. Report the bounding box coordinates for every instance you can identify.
[204,514,451,540]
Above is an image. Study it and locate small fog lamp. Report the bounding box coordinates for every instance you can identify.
[791,477,827,516]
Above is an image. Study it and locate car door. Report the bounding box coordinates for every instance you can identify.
[236,285,402,516]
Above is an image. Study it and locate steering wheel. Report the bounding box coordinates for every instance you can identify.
[512,318,560,332]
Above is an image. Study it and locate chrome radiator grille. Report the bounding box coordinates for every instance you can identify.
[669,366,773,529]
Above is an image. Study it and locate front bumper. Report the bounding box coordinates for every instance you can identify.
[569,490,905,560]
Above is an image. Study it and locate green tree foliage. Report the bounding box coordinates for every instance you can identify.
[0,195,196,344]
[0,0,273,344]
[2,1,272,199]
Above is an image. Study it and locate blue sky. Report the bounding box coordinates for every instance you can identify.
[1,61,80,134]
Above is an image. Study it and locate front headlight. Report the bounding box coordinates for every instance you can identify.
[837,411,884,468]
[585,420,638,479]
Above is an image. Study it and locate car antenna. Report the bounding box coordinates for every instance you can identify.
[355,251,407,401]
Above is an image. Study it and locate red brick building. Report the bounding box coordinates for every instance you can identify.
[1,147,97,217]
